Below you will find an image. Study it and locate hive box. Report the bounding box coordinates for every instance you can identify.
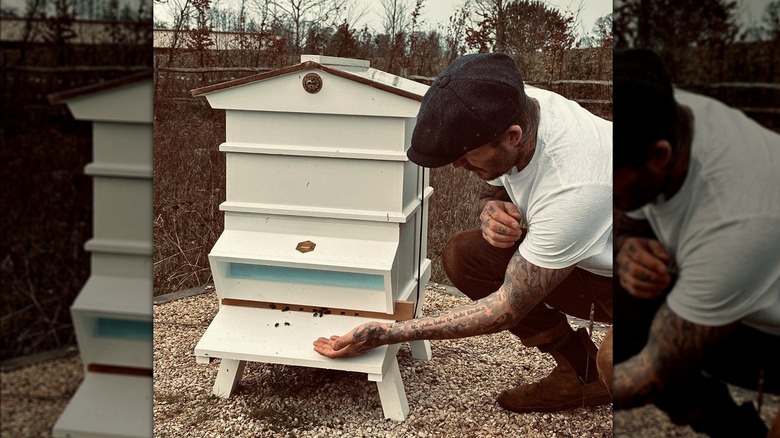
[192,56,433,420]
[49,72,153,438]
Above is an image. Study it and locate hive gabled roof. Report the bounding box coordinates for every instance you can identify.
[48,70,153,104]
[191,60,427,102]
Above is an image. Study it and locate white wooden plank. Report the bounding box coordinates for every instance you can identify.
[71,275,152,319]
[92,178,152,244]
[209,229,397,273]
[194,305,394,375]
[90,253,151,279]
[92,122,152,167]
[85,238,152,256]
[225,153,405,215]
[220,201,408,223]
[220,142,407,161]
[223,211,400,241]
[224,111,408,155]
[52,373,152,438]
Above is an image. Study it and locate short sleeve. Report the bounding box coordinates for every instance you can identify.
[518,183,613,270]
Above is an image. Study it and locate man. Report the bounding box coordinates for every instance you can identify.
[612,48,780,437]
[314,52,614,414]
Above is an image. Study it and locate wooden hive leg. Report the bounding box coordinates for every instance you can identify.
[368,357,409,421]
[409,289,432,361]
[212,359,247,398]
[409,340,432,361]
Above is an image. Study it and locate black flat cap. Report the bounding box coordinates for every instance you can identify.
[613,48,676,166]
[408,53,526,168]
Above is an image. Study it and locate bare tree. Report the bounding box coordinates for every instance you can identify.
[763,0,780,78]
[378,0,413,72]
[162,0,194,66]
[18,0,47,64]
[272,0,346,61]
[443,1,471,62]
[470,0,509,52]
[188,0,213,68]
[44,0,77,64]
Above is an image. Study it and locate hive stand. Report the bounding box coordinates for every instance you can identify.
[191,55,433,421]
[49,73,153,438]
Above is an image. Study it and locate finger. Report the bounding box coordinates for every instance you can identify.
[480,212,523,238]
[619,275,669,299]
[483,226,522,243]
[503,202,524,224]
[646,239,671,262]
[623,240,669,275]
[313,340,336,357]
[483,231,519,248]
[624,260,671,286]
[484,203,521,229]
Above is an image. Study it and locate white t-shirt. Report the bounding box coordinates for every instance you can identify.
[627,89,780,335]
[488,86,613,277]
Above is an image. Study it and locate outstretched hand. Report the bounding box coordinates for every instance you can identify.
[313,322,389,359]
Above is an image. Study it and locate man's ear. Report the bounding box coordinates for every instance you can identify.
[505,124,523,149]
[646,140,673,171]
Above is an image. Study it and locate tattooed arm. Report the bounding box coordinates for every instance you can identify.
[313,252,575,358]
[613,302,737,408]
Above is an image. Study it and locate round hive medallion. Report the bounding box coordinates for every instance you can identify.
[302,73,323,93]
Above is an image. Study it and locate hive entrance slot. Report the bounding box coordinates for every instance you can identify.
[228,262,385,290]
[95,318,153,341]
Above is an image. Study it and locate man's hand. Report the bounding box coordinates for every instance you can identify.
[313,321,389,359]
[480,200,524,248]
[617,237,673,299]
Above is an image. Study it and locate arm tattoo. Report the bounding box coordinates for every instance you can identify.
[384,252,574,345]
[613,303,737,409]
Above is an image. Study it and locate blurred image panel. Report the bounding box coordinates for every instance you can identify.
[612,0,780,436]
[0,0,153,436]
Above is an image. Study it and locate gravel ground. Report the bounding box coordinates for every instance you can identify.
[1,352,83,437]
[3,284,776,437]
[153,286,613,437]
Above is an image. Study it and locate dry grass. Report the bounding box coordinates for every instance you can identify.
[1,108,93,360]
[152,100,226,296]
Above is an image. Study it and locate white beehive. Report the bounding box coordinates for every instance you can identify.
[49,72,153,438]
[192,55,433,421]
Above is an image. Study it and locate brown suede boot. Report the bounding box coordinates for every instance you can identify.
[497,329,612,413]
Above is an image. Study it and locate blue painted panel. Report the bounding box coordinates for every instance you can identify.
[229,263,385,290]
[95,318,152,341]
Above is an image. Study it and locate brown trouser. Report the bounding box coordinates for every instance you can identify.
[442,229,612,348]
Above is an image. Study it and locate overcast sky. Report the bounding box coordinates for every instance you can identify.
[2,0,774,38]
[350,0,611,38]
